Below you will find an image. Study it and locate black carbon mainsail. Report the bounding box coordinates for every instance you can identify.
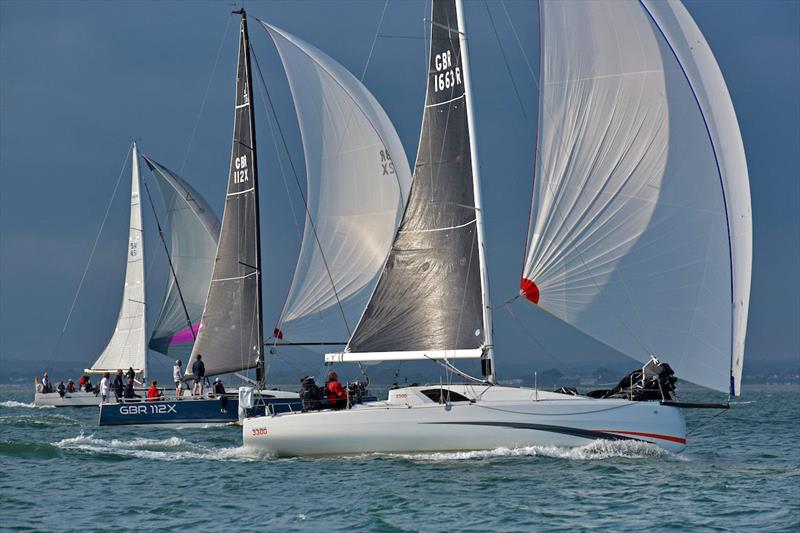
[188,12,264,379]
[344,0,491,369]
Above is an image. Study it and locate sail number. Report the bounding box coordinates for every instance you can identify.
[433,50,462,93]
[233,155,249,184]
[380,149,395,176]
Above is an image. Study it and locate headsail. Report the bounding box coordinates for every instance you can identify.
[188,14,264,378]
[521,0,751,395]
[89,143,147,375]
[328,0,493,372]
[260,22,412,345]
[144,157,220,361]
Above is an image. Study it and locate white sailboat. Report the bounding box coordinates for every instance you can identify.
[242,0,751,457]
[36,144,148,407]
[35,144,223,408]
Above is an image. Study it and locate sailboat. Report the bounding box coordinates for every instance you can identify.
[99,8,411,425]
[34,144,148,407]
[35,141,220,407]
[242,0,751,457]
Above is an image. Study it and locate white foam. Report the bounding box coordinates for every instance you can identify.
[53,432,267,462]
[386,439,678,462]
[0,400,55,409]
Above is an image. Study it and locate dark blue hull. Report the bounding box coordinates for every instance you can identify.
[98,395,300,426]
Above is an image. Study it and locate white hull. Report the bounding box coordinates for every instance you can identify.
[242,385,686,457]
[33,391,101,407]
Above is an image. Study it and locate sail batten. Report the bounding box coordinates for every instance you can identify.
[522,0,751,395]
[90,143,147,375]
[260,22,412,345]
[144,157,220,361]
[188,15,263,378]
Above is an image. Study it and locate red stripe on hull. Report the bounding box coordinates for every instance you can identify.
[596,430,686,445]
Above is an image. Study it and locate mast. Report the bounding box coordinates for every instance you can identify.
[455,0,495,383]
[186,9,264,381]
[237,8,266,386]
[234,7,265,382]
[133,143,148,382]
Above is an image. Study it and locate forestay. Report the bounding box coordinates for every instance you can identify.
[329,0,487,363]
[521,0,751,394]
[145,157,220,361]
[89,144,148,375]
[188,17,263,377]
[261,23,412,344]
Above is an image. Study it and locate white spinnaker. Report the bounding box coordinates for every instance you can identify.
[522,0,750,395]
[261,22,412,344]
[90,143,147,374]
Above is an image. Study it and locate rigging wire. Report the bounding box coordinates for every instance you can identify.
[248,40,353,342]
[140,174,196,343]
[360,0,390,82]
[180,15,234,175]
[45,143,134,367]
[483,0,528,120]
[500,0,538,85]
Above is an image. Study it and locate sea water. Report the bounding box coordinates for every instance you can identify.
[0,384,797,531]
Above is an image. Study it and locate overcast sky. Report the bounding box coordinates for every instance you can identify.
[1,0,798,381]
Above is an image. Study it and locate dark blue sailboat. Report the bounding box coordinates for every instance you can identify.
[99,11,300,426]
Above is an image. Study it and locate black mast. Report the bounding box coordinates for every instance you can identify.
[235,8,265,386]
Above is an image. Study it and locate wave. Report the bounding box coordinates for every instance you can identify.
[53,433,267,462]
[385,439,681,462]
[0,400,55,409]
[0,413,79,428]
[0,440,61,459]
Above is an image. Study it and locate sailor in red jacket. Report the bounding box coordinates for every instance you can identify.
[146,380,161,402]
[326,371,347,409]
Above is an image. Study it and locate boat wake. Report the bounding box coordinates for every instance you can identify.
[0,400,55,409]
[386,440,682,462]
[53,433,268,462]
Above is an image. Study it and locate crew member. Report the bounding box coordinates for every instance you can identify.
[326,371,347,410]
[146,380,161,402]
[123,378,140,400]
[214,377,227,414]
[99,372,112,404]
[173,360,186,398]
[66,379,75,393]
[192,355,206,396]
[113,370,124,401]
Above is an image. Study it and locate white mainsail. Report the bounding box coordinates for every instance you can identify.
[89,143,148,375]
[521,0,751,395]
[261,23,412,345]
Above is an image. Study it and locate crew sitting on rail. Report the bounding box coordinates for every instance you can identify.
[214,378,228,414]
[146,380,162,402]
[299,376,324,411]
[123,378,140,400]
[66,379,75,393]
[326,371,347,410]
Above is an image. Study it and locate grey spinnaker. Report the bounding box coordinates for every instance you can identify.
[144,156,220,361]
[187,16,263,378]
[345,0,485,358]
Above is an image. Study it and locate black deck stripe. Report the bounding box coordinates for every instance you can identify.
[422,421,635,442]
